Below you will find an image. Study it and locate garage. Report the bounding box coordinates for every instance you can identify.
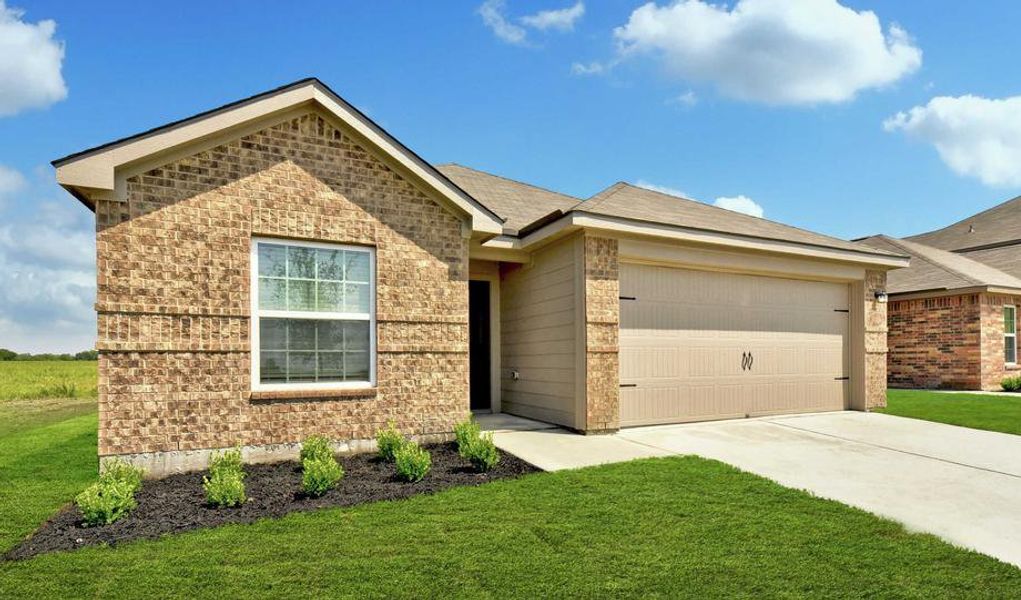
[619,263,849,427]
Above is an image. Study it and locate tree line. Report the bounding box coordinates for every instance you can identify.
[0,349,98,361]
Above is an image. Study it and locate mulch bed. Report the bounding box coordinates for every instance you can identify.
[6,443,538,561]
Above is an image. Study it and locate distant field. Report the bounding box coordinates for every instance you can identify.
[0,361,98,401]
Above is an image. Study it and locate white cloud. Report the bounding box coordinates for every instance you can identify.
[0,1,67,116]
[884,94,1021,187]
[636,180,689,198]
[714,195,764,217]
[612,0,921,105]
[0,164,27,204]
[0,167,96,353]
[571,60,610,75]
[521,2,585,31]
[670,90,698,107]
[479,0,528,45]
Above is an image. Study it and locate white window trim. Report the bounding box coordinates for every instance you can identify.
[250,237,377,391]
[1006,305,1017,366]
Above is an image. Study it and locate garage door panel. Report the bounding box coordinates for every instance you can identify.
[620,264,848,426]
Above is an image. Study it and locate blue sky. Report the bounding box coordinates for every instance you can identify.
[2,0,1021,352]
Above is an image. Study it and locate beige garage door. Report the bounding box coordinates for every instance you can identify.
[619,263,849,427]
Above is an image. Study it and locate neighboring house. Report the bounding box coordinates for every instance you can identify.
[54,79,907,475]
[858,235,1021,390]
[908,195,1021,279]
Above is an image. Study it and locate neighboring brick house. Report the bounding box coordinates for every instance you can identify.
[858,235,1021,390]
[55,79,907,475]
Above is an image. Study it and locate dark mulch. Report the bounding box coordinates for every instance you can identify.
[7,443,538,561]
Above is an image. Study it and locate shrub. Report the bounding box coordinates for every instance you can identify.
[453,416,481,456]
[300,435,334,463]
[76,478,137,526]
[376,421,407,462]
[203,446,246,507]
[1002,376,1021,392]
[101,458,144,494]
[394,442,431,482]
[302,456,344,497]
[462,433,501,472]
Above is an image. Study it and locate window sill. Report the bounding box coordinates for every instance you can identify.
[247,388,377,404]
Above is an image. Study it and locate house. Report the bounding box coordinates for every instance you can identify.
[54,79,907,475]
[858,198,1021,391]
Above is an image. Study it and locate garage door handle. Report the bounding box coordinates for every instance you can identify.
[742,352,754,371]
[748,352,753,370]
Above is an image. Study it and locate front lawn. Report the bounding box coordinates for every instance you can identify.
[0,361,98,401]
[880,389,1021,436]
[2,400,1019,597]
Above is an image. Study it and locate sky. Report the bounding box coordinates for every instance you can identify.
[2,0,1021,352]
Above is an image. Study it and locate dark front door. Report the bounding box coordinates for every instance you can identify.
[469,280,491,411]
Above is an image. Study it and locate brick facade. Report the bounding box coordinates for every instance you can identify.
[583,236,619,432]
[864,269,889,408]
[95,111,469,465]
[886,291,1020,391]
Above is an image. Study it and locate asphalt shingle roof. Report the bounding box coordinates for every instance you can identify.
[908,195,1021,251]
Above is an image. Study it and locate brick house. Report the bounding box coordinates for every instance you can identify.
[858,234,1021,390]
[55,79,907,475]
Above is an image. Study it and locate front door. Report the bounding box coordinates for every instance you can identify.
[469,280,491,411]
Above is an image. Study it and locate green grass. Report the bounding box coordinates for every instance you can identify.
[880,389,1021,436]
[1,399,1019,598]
[0,361,97,401]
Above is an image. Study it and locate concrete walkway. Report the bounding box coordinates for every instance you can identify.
[481,411,1021,568]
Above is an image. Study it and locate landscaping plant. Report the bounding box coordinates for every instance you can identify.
[75,459,145,526]
[300,435,334,463]
[454,416,500,472]
[302,455,344,497]
[203,446,246,507]
[1001,376,1021,392]
[453,416,481,452]
[376,421,407,461]
[394,441,431,482]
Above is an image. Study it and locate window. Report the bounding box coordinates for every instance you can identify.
[1006,306,1017,365]
[251,238,375,389]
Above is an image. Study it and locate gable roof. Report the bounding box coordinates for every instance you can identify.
[908,195,1021,251]
[572,182,898,258]
[53,78,505,234]
[857,235,1021,294]
[436,163,580,235]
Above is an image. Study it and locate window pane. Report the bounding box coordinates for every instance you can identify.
[288,320,316,350]
[1006,308,1016,334]
[260,351,287,382]
[260,318,287,350]
[288,246,317,279]
[345,283,370,313]
[317,281,345,312]
[258,244,287,277]
[344,321,370,352]
[345,251,370,283]
[318,321,345,351]
[345,352,370,381]
[318,352,345,381]
[258,278,287,310]
[288,352,317,382]
[1006,337,1017,364]
[317,249,345,281]
[288,280,316,311]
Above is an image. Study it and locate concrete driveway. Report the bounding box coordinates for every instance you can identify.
[483,411,1021,568]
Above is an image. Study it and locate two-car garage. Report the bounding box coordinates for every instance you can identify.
[618,262,850,427]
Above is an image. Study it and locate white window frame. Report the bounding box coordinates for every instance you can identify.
[250,237,377,391]
[1006,305,1017,366]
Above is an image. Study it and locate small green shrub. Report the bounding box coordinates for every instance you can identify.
[302,456,344,497]
[100,458,144,494]
[203,446,246,507]
[394,441,431,483]
[75,478,137,526]
[376,421,407,462]
[300,435,334,463]
[463,433,501,472]
[453,416,481,456]
[1002,376,1021,392]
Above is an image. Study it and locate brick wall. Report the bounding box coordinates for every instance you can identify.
[95,111,469,462]
[583,236,619,432]
[979,293,1021,390]
[864,270,889,408]
[886,293,982,389]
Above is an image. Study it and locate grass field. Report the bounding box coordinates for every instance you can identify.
[880,389,1021,436]
[1,396,1019,598]
[0,361,97,401]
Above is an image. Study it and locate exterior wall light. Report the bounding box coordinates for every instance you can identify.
[874,291,889,303]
